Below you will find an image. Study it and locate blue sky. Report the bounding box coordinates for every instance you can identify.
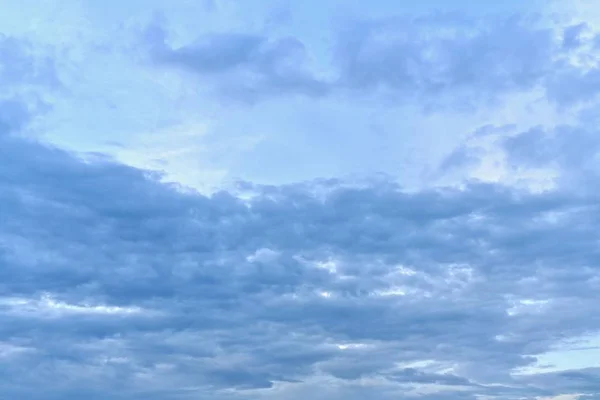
[2,0,600,399]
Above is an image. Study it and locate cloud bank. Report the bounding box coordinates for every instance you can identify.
[2,1,600,399]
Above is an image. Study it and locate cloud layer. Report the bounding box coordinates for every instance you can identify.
[2,1,600,399]
[3,105,600,398]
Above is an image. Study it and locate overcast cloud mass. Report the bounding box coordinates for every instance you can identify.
[2,0,600,399]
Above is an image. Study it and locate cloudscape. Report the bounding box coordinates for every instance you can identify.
[2,1,600,399]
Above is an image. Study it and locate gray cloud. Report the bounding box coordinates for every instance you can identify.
[546,66,600,107]
[562,23,589,50]
[143,13,600,112]
[334,14,555,109]
[3,8,600,400]
[500,123,600,191]
[0,98,32,134]
[3,97,600,398]
[0,34,58,134]
[0,34,59,90]
[334,14,600,111]
[143,21,328,103]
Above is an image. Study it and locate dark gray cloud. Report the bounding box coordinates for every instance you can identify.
[334,14,555,109]
[3,90,600,399]
[334,14,600,111]
[143,13,600,112]
[143,21,329,103]
[2,8,600,400]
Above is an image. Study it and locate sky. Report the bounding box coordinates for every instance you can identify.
[2,0,600,399]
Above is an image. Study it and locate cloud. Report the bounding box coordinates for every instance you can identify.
[334,14,556,109]
[524,369,600,396]
[3,98,600,398]
[545,66,600,107]
[502,125,600,175]
[141,11,600,113]
[143,20,329,103]
[3,2,600,400]
[333,13,600,112]
[438,116,600,191]
[0,34,59,135]
[562,23,589,50]
[0,33,59,91]
[0,98,32,135]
